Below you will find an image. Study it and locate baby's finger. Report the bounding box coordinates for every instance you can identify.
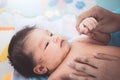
[76,14,87,29]
[87,19,97,30]
[89,17,98,26]
[79,24,89,34]
[76,16,86,33]
[79,24,85,34]
[83,21,94,31]
[83,17,98,31]
[69,74,96,80]
[78,24,84,34]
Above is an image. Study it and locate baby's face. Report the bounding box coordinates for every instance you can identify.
[25,29,70,72]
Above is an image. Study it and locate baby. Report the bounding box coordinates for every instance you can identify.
[8,17,120,80]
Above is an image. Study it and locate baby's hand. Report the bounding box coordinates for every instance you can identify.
[77,17,98,35]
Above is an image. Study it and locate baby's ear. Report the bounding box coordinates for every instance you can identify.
[33,65,48,75]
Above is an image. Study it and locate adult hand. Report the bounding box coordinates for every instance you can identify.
[68,53,120,80]
[77,5,120,34]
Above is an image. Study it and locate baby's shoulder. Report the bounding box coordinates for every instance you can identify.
[71,40,88,46]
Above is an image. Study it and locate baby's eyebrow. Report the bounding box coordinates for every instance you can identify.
[45,30,52,36]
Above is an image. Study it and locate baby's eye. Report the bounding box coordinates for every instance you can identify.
[50,33,53,36]
[45,42,49,49]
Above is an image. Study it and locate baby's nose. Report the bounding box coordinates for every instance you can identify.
[53,35,61,43]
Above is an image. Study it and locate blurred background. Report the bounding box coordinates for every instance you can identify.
[97,0,120,11]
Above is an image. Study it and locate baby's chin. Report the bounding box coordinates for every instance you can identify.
[63,44,71,60]
[64,41,71,54]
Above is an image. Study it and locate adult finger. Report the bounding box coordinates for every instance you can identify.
[69,74,96,80]
[74,56,99,68]
[68,62,97,77]
[93,53,120,61]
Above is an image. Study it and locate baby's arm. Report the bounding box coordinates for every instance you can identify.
[77,17,111,45]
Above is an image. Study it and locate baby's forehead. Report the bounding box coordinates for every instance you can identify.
[36,28,51,33]
[29,28,46,34]
[26,28,52,41]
